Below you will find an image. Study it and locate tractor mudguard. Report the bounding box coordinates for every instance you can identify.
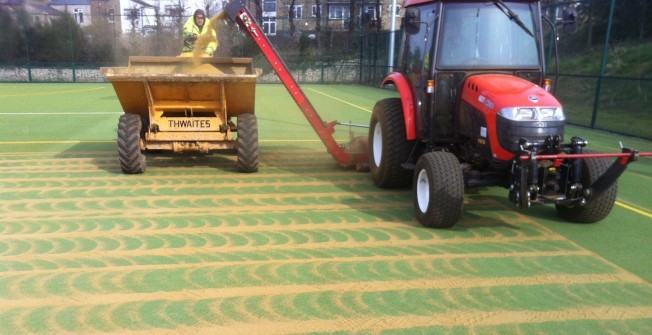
[381,73,417,140]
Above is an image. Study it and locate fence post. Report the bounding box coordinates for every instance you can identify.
[373,33,378,84]
[546,0,557,70]
[359,34,364,84]
[23,31,32,82]
[320,60,324,84]
[591,0,616,128]
[68,15,77,82]
[388,0,397,72]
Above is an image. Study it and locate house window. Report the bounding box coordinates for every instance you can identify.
[263,17,276,35]
[108,8,114,23]
[328,5,349,19]
[288,5,303,19]
[364,5,376,20]
[311,5,322,17]
[390,4,400,17]
[263,0,276,13]
[74,8,83,24]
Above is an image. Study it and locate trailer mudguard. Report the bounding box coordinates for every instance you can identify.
[382,73,417,140]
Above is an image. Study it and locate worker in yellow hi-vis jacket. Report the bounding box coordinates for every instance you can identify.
[181,9,217,57]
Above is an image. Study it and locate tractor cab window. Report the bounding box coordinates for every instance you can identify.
[437,2,539,70]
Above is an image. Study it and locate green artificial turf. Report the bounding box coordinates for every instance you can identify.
[0,83,650,334]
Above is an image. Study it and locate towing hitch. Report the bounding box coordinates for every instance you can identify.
[511,137,651,210]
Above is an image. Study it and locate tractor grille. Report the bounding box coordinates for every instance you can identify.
[497,116,565,152]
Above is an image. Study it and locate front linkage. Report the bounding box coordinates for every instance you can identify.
[510,135,650,210]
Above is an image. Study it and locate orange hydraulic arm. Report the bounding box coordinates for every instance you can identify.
[225,0,365,168]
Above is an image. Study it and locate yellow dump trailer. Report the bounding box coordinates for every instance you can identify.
[102,56,261,174]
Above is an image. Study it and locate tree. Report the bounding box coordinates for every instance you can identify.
[577,0,652,47]
[125,6,140,36]
[0,7,25,62]
[375,0,382,32]
[315,0,322,54]
[202,0,221,16]
[251,0,263,24]
[31,13,85,63]
[82,14,116,62]
[173,0,189,34]
[287,0,297,39]
[347,0,361,47]
[639,0,648,40]
[348,0,356,37]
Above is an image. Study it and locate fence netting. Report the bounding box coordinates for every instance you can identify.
[1,3,650,139]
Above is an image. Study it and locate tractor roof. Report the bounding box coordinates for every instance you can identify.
[403,0,539,8]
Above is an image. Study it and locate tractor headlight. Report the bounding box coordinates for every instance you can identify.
[498,107,565,121]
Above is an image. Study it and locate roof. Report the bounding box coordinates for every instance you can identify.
[49,0,91,6]
[2,0,61,15]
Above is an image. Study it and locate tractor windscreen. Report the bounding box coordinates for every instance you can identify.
[437,2,539,70]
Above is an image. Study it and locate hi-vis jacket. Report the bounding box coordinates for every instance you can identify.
[182,15,218,56]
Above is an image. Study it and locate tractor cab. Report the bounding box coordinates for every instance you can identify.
[397,0,547,143]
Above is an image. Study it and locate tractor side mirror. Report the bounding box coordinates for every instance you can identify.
[404,8,421,35]
[561,6,578,34]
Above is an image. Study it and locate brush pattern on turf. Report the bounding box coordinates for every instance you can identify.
[1,147,651,335]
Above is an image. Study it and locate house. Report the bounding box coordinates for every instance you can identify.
[254,0,403,36]
[118,0,216,35]
[0,0,62,25]
[2,0,402,37]
[49,0,92,26]
[91,0,122,32]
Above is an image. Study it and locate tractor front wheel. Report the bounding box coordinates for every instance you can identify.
[236,113,259,173]
[368,98,414,188]
[556,152,617,223]
[413,152,465,228]
[117,113,146,174]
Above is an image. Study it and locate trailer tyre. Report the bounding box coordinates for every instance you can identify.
[117,113,146,174]
[556,151,617,223]
[413,151,464,228]
[369,98,414,188]
[237,113,259,173]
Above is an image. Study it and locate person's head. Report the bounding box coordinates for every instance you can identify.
[193,9,206,27]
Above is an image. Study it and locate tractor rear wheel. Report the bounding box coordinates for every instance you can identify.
[556,151,617,223]
[117,113,146,174]
[236,113,259,173]
[368,98,414,188]
[413,151,464,228]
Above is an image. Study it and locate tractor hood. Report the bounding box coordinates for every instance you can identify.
[461,74,561,113]
[459,74,566,161]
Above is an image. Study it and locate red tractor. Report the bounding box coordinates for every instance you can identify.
[224,0,648,229]
[369,0,646,228]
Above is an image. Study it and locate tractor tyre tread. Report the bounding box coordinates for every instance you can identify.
[117,113,146,174]
[556,150,617,223]
[237,113,259,173]
[413,151,464,228]
[369,98,414,188]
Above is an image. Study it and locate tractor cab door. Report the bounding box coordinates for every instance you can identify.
[402,3,438,140]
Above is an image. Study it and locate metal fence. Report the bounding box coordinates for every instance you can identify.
[552,74,652,140]
[1,9,650,140]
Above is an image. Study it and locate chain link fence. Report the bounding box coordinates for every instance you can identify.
[1,5,650,139]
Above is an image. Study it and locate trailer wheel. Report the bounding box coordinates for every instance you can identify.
[117,113,146,174]
[556,151,617,223]
[368,98,414,188]
[236,113,259,173]
[413,151,464,228]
